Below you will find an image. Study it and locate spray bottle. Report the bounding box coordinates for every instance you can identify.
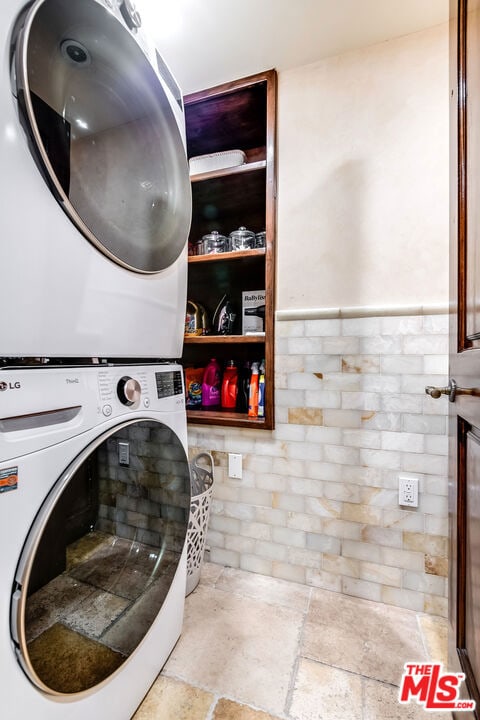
[258,359,265,418]
[248,361,260,417]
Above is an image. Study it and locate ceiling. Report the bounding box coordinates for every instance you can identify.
[136,0,449,95]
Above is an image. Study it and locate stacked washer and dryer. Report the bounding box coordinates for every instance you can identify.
[0,0,192,718]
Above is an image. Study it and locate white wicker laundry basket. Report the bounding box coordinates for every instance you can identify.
[186,452,214,596]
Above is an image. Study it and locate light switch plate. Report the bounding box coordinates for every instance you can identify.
[228,453,242,479]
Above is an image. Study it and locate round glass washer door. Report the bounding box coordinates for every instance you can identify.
[15,0,191,273]
[11,419,190,696]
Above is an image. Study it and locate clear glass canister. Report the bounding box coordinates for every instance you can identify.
[202,230,228,254]
[255,231,266,248]
[194,239,205,255]
[229,226,256,251]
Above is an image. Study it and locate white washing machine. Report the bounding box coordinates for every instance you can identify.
[0,363,191,719]
[1,0,191,358]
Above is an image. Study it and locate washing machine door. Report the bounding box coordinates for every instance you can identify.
[10,419,191,696]
[14,0,191,273]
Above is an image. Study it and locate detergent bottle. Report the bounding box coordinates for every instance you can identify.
[221,360,238,408]
[201,358,222,408]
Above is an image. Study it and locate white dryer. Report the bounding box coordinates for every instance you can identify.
[0,363,190,719]
[1,0,191,358]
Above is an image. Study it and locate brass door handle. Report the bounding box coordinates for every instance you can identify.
[425,379,477,402]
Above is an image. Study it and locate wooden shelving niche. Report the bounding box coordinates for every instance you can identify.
[182,70,277,430]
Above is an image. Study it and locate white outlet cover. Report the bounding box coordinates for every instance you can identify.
[228,453,242,479]
[398,475,419,508]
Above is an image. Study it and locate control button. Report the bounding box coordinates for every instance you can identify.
[102,404,112,417]
[120,0,142,29]
[117,376,142,406]
[144,397,150,408]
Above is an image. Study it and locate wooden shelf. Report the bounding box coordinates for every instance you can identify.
[184,334,265,344]
[188,248,265,264]
[187,408,266,429]
[190,160,266,184]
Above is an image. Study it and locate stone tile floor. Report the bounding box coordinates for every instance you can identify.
[133,563,451,720]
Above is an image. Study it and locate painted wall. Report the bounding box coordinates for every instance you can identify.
[276,23,449,311]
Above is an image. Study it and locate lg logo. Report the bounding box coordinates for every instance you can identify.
[0,381,21,391]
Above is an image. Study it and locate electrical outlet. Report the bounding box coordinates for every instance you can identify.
[228,453,242,479]
[399,475,419,507]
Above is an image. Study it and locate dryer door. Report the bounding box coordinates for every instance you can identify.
[11,419,191,696]
[14,0,191,273]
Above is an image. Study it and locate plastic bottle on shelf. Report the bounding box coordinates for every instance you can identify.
[248,362,260,417]
[236,361,251,413]
[221,360,238,409]
[201,358,222,408]
[258,359,265,418]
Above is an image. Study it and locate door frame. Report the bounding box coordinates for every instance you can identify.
[449,1,480,716]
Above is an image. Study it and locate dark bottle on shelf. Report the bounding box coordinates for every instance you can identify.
[236,361,251,413]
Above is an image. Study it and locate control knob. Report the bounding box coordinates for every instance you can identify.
[117,376,141,406]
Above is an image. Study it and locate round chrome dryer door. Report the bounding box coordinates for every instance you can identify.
[14,0,191,273]
[11,420,191,696]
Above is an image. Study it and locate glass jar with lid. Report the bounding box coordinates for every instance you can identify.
[202,230,228,254]
[194,239,205,255]
[229,226,256,251]
[255,231,266,249]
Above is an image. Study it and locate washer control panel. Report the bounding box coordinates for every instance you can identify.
[96,365,183,415]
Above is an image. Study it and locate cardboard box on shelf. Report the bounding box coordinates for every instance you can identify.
[242,290,266,335]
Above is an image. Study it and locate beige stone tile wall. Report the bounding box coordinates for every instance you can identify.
[188,314,449,616]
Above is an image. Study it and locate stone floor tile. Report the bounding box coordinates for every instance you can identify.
[417,614,448,665]
[216,566,311,611]
[26,575,95,642]
[289,658,362,720]
[28,622,124,694]
[212,697,282,720]
[101,575,170,655]
[302,588,426,685]
[163,584,303,716]
[132,676,214,720]
[363,676,452,720]
[64,589,129,638]
[200,561,225,587]
[66,531,110,569]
